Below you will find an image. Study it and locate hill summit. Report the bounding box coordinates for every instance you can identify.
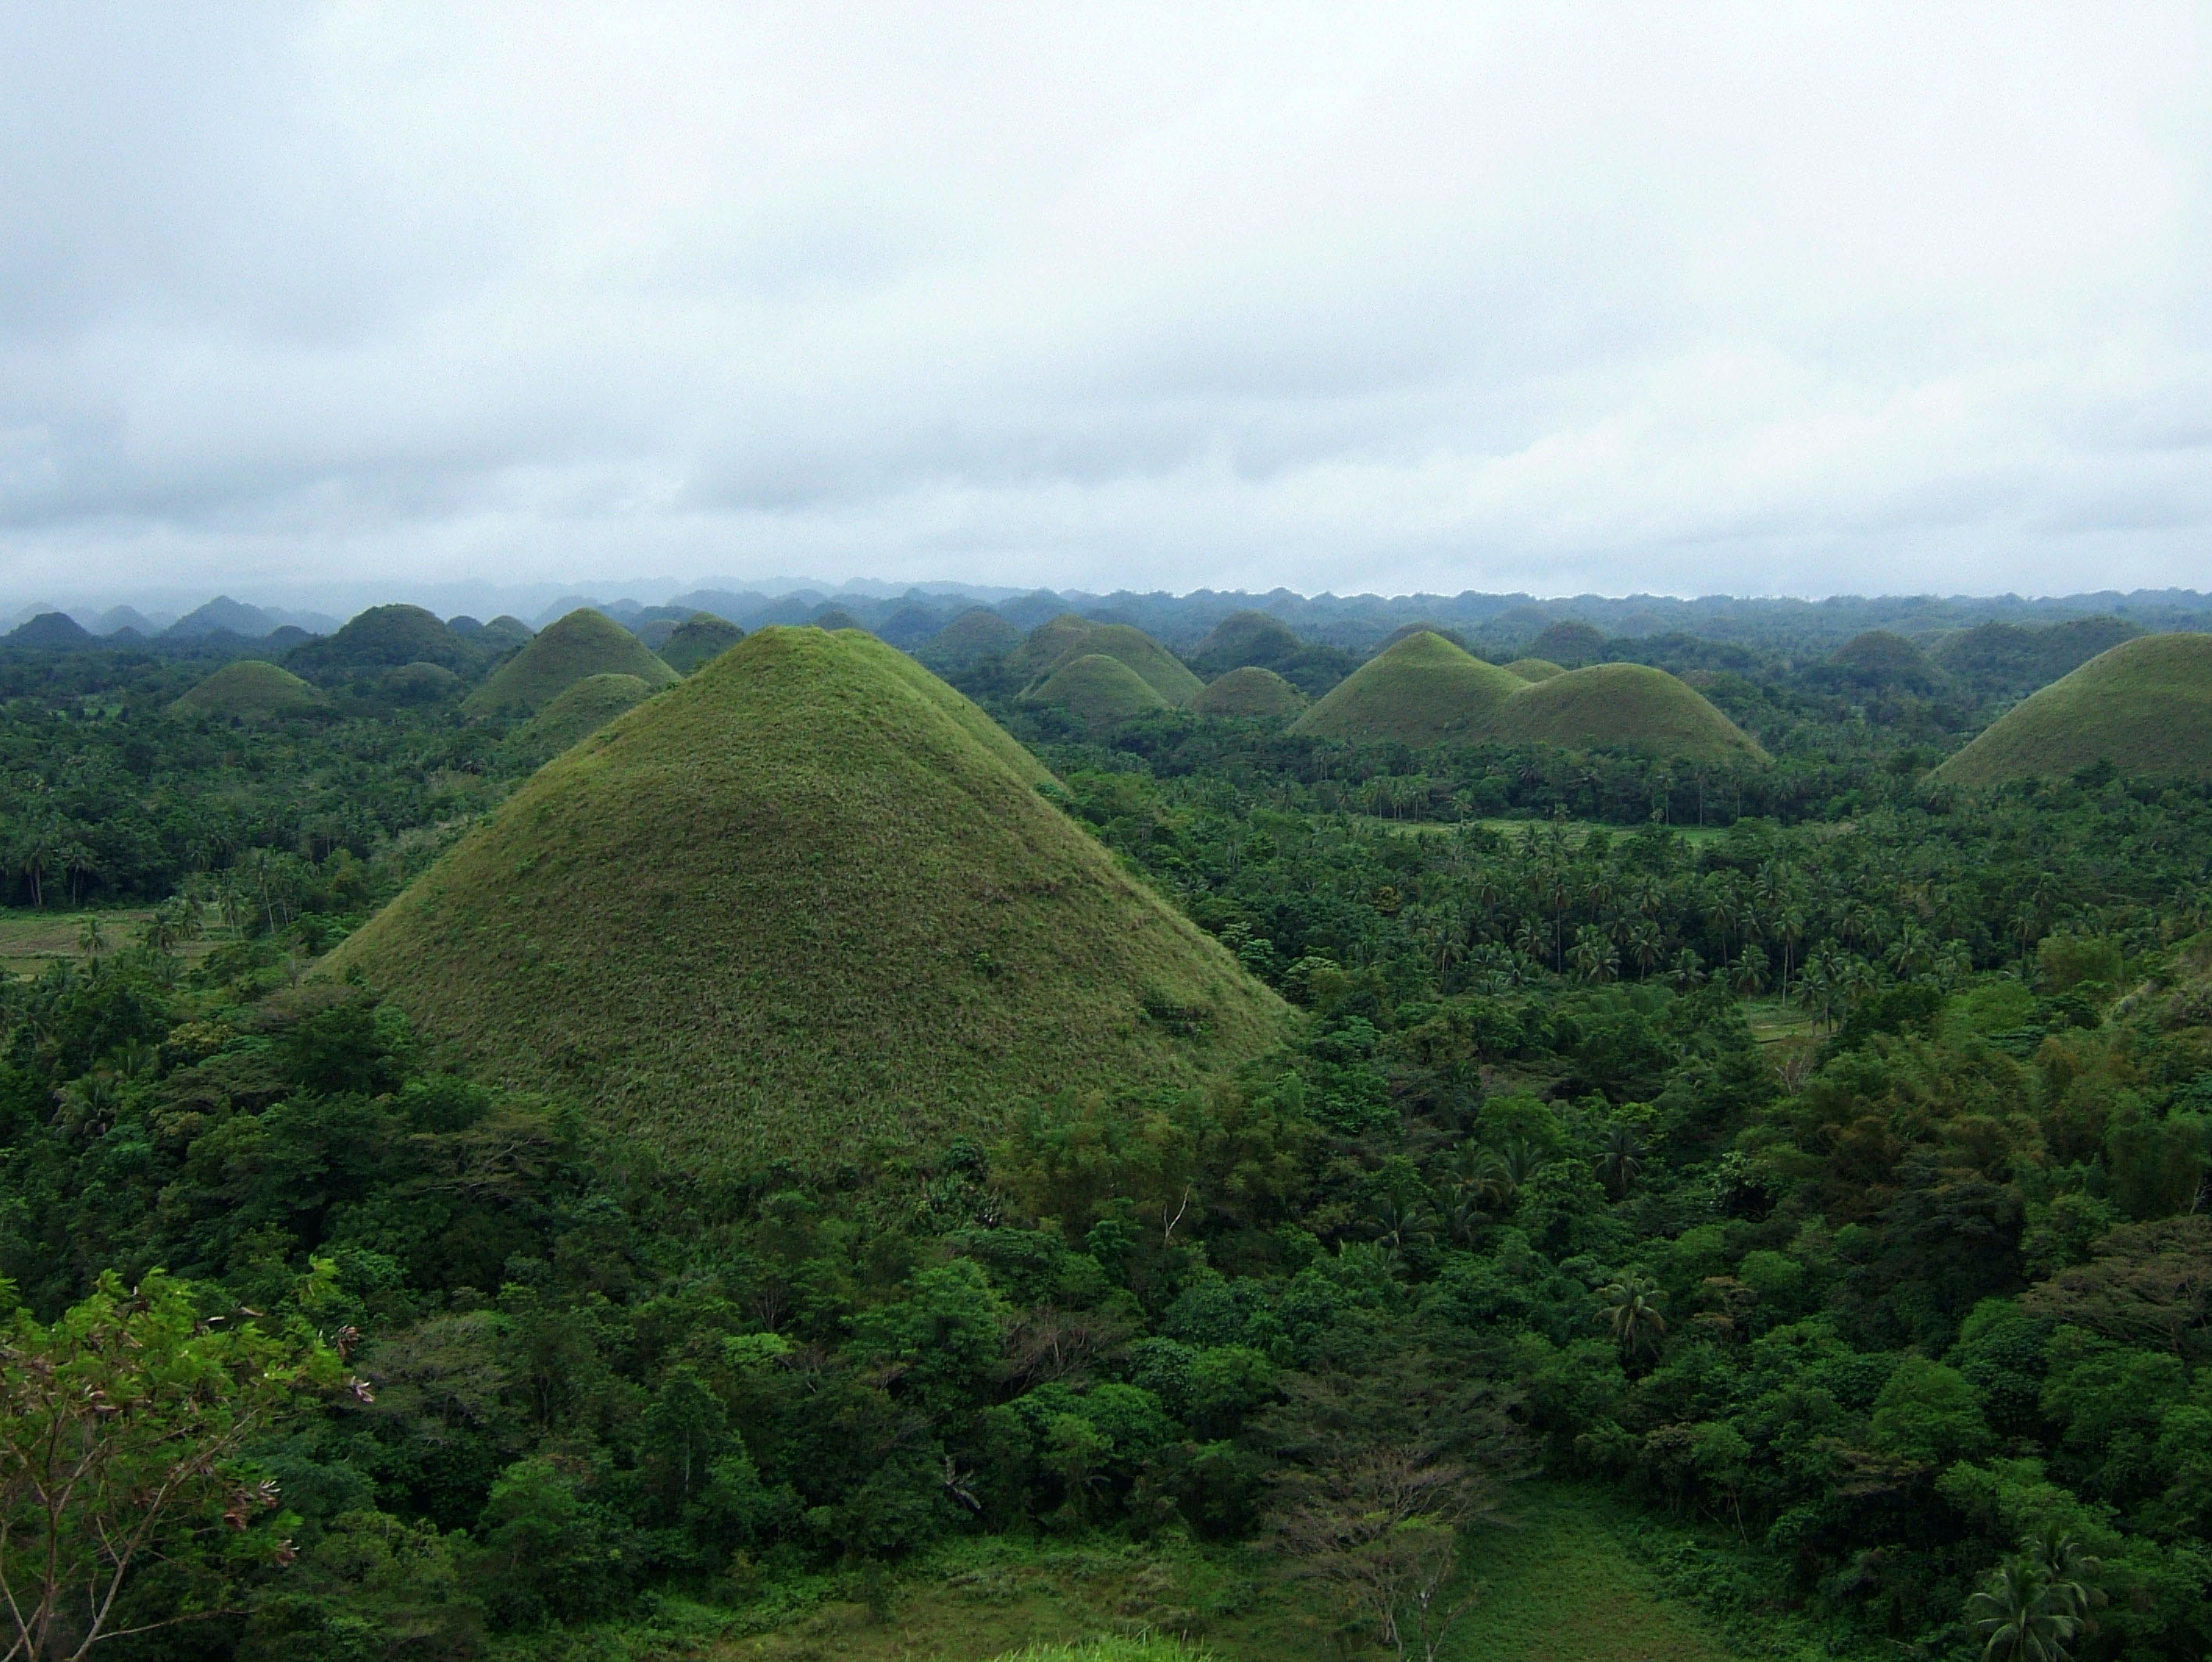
[326,628,1286,1169]
[462,608,679,716]
[1933,633,2212,786]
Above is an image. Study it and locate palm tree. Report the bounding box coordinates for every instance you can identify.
[2025,1529,2105,1624]
[1667,947,1704,990]
[1596,1122,1643,1200]
[1568,923,1619,984]
[1965,1558,2078,1662]
[76,915,108,958]
[1731,943,1769,997]
[1596,1275,1668,1361]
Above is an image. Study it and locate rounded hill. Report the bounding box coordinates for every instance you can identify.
[1492,664,1765,762]
[169,660,327,720]
[1023,654,1169,727]
[288,605,476,677]
[917,607,1022,669]
[1529,619,1607,665]
[462,608,680,717]
[1012,617,1203,704]
[512,673,658,760]
[323,628,1286,1170]
[1932,633,2212,786]
[1193,665,1308,719]
[1190,610,1302,675]
[657,615,745,674]
[1293,632,1523,745]
[1502,658,1564,682]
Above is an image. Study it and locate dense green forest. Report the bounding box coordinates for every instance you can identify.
[2,610,2209,1660]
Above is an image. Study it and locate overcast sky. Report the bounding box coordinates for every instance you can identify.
[2,3,2208,606]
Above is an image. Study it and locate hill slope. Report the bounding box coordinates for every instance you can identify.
[917,608,1022,669]
[1493,664,1766,762]
[1293,631,1523,745]
[462,608,680,716]
[1933,633,2212,786]
[1189,610,1303,675]
[511,672,658,760]
[169,660,327,719]
[1502,658,1564,682]
[326,628,1286,1168]
[1024,654,1170,727]
[1193,665,1308,719]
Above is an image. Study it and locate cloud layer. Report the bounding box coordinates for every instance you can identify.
[3,2,2208,601]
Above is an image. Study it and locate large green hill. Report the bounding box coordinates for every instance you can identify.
[916,607,1022,669]
[1189,610,1302,676]
[1933,633,2212,786]
[1192,665,1308,719]
[325,627,1286,1170]
[1502,658,1564,682]
[288,605,478,677]
[462,608,679,716]
[169,660,327,720]
[1023,653,1170,727]
[1293,631,1524,745]
[1491,664,1766,761]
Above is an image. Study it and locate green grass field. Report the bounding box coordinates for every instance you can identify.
[0,908,230,975]
[327,626,1289,1172]
[705,1485,1747,1662]
[1933,630,2212,785]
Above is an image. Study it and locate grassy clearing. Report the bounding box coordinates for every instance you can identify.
[711,1538,1323,1661]
[1933,630,2212,785]
[0,909,227,975]
[1448,1485,1744,1662]
[462,608,679,716]
[327,627,1290,1172]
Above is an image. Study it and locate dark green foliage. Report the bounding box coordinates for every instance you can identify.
[288,605,480,679]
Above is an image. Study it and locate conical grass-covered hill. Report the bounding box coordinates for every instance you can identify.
[510,672,658,761]
[1193,665,1308,719]
[1023,653,1170,728]
[1293,631,1524,745]
[1012,616,1204,705]
[1502,658,1564,683]
[462,608,680,717]
[324,628,1288,1170]
[169,659,328,720]
[1491,664,1766,762]
[916,607,1022,669]
[1933,633,2212,786]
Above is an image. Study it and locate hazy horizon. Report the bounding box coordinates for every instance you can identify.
[4,5,2208,603]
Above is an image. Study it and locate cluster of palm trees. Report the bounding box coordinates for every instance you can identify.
[1385,822,2004,1029]
[1965,1531,2106,1661]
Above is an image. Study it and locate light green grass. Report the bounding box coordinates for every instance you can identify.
[1449,1486,1744,1662]
[1191,666,1306,719]
[0,909,225,976]
[326,627,1289,1173]
[167,659,326,719]
[1293,631,1525,745]
[1932,631,2212,785]
[1024,654,1171,726]
[659,615,746,674]
[462,608,680,716]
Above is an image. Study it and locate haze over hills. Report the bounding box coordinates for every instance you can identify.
[325,627,1288,1169]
